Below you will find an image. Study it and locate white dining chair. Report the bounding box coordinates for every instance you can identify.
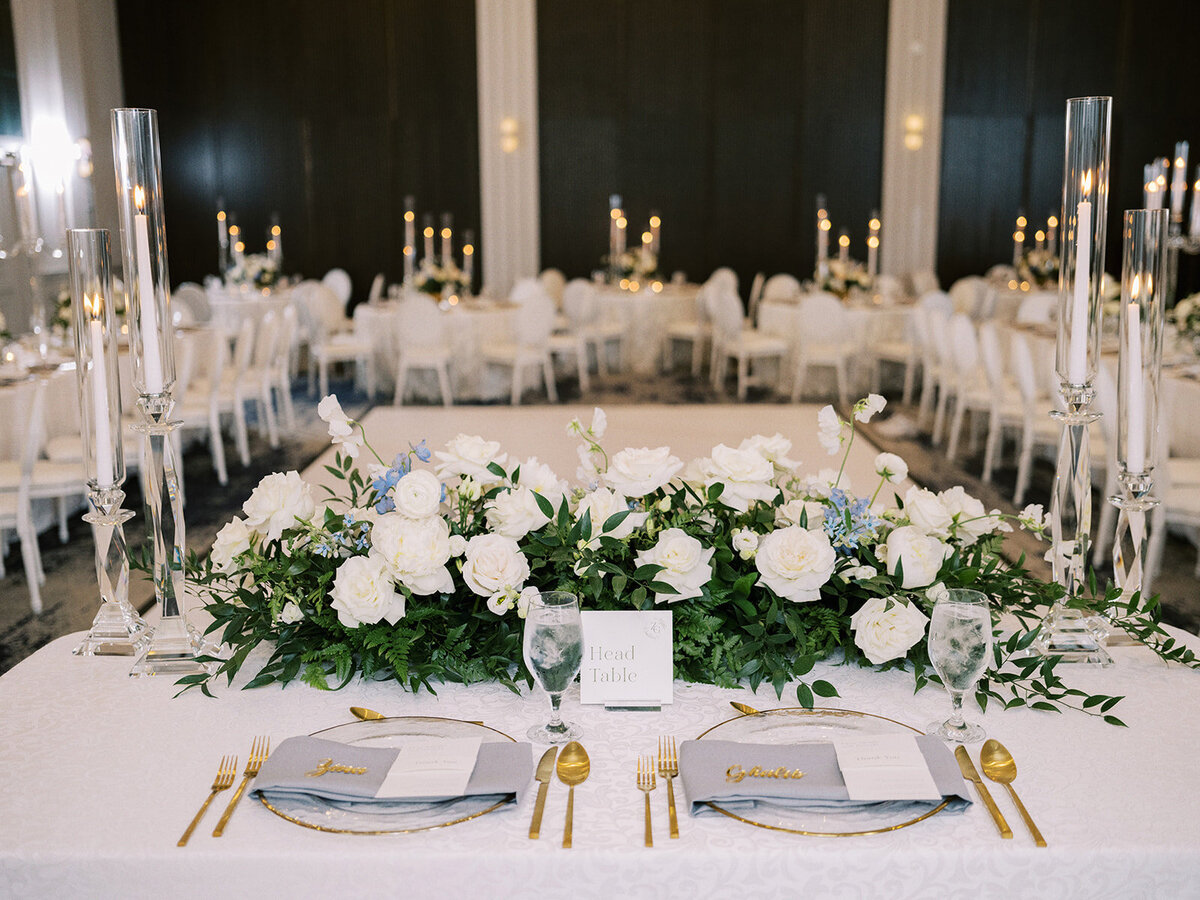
[944,315,986,461]
[562,279,624,380]
[762,273,802,303]
[509,277,551,306]
[1016,291,1057,325]
[481,291,558,404]
[539,268,567,308]
[710,288,789,400]
[662,282,714,376]
[244,310,283,447]
[366,272,386,306]
[271,305,299,431]
[322,268,353,313]
[790,292,853,406]
[1009,333,1062,507]
[393,294,454,407]
[948,276,986,316]
[746,272,765,326]
[171,282,211,326]
[309,285,375,398]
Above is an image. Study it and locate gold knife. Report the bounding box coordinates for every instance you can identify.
[955,745,1012,839]
[528,747,558,839]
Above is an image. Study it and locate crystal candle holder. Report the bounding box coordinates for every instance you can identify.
[67,228,152,656]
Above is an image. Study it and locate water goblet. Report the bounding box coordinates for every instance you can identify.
[927,589,993,743]
[522,590,584,744]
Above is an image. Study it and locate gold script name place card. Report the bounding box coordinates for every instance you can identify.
[306,758,368,777]
[726,764,806,785]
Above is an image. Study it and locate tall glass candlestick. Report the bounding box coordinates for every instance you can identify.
[867,211,881,277]
[1013,213,1026,268]
[268,212,282,270]
[422,214,435,265]
[216,199,229,274]
[67,227,152,657]
[1037,96,1112,665]
[112,108,218,677]
[1110,209,1167,637]
[1170,142,1189,224]
[649,211,661,255]
[440,212,453,265]
[815,194,829,278]
[462,228,475,291]
[403,195,415,284]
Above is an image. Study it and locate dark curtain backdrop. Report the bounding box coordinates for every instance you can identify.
[116,0,480,302]
[939,0,1200,295]
[536,0,889,297]
[0,0,20,136]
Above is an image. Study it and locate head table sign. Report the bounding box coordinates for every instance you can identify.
[162,394,1198,721]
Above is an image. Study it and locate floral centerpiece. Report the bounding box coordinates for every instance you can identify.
[0,307,9,341]
[818,259,872,298]
[1170,292,1200,348]
[1017,248,1059,289]
[605,248,659,283]
[416,259,470,299]
[178,395,1196,719]
[227,253,280,290]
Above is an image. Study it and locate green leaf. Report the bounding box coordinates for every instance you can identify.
[796,682,814,708]
[811,679,839,698]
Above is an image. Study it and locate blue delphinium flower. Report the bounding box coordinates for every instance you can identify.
[411,440,432,463]
[371,453,413,514]
[823,487,881,554]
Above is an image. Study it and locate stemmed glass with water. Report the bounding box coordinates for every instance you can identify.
[522,591,584,744]
[927,589,993,743]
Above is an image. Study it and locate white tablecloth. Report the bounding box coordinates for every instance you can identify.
[593,285,699,374]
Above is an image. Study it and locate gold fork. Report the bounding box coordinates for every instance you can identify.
[658,735,680,839]
[213,736,270,837]
[637,755,656,848]
[177,755,237,846]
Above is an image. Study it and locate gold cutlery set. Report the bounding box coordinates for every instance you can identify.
[178,736,271,847]
[956,741,1046,846]
[635,736,680,847]
[529,741,591,848]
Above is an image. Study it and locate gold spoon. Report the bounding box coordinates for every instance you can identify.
[980,739,1047,847]
[730,701,762,716]
[350,707,484,726]
[556,741,590,849]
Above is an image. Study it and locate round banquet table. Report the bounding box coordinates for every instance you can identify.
[591,284,700,374]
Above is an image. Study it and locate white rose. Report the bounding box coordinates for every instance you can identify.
[278,601,304,624]
[739,433,799,471]
[903,487,952,537]
[434,433,508,485]
[634,527,714,603]
[575,487,646,545]
[731,528,759,560]
[817,405,846,454]
[604,446,683,496]
[368,514,454,596]
[486,486,550,539]
[850,596,929,665]
[776,498,825,529]
[516,457,568,512]
[939,486,999,545]
[391,469,443,519]
[461,533,530,598]
[755,526,837,603]
[841,564,877,581]
[884,525,952,588]
[210,516,254,573]
[317,394,361,458]
[242,471,317,543]
[330,555,405,627]
[448,534,468,557]
[874,452,908,484]
[853,393,887,423]
[704,444,778,512]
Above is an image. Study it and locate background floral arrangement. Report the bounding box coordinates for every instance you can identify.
[416,260,470,297]
[1017,247,1059,288]
[226,253,280,289]
[179,395,1196,720]
[1170,292,1200,343]
[818,259,873,298]
[605,248,659,281]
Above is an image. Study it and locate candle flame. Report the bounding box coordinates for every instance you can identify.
[1016,215,1027,228]
[1048,215,1058,227]
[1130,275,1140,300]
[610,208,622,220]
[404,210,414,222]
[463,244,474,256]
[819,219,831,232]
[403,246,412,256]
[229,224,240,236]
[266,240,276,251]
[649,215,661,228]
[83,293,102,319]
[234,241,244,252]
[642,231,652,244]
[440,227,451,239]
[616,217,627,229]
[134,185,146,210]
[838,234,850,248]
[867,236,879,248]
[1081,171,1093,195]
[1035,230,1045,242]
[1014,231,1024,242]
[868,217,881,231]
[271,224,281,236]
[423,226,434,238]
[217,210,226,221]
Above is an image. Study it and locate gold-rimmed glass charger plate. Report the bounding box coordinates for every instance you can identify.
[258,716,515,834]
[696,707,950,837]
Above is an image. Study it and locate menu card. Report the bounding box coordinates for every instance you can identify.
[831,734,942,801]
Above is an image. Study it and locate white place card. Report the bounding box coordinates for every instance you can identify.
[832,734,941,802]
[579,610,673,707]
[375,736,482,799]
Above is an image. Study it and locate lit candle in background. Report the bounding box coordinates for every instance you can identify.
[441,213,453,264]
[229,218,244,265]
[815,195,829,266]
[1125,289,1146,472]
[422,215,435,264]
[837,229,850,263]
[462,229,474,286]
[609,194,622,262]
[1068,180,1092,384]
[85,292,115,486]
[133,186,164,393]
[1144,164,1156,209]
[649,212,661,255]
[615,215,627,255]
[867,212,880,276]
[1154,158,1169,208]
[1035,229,1046,250]
[1013,213,1027,267]
[403,196,415,282]
[1047,214,1058,255]
[268,213,282,269]
[1171,142,1189,221]
[216,201,227,250]
[1191,167,1200,237]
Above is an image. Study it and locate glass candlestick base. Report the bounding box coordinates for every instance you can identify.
[1105,473,1159,648]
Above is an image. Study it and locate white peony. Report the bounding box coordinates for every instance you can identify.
[874,452,908,484]
[516,457,568,512]
[486,486,551,540]
[853,393,887,423]
[604,446,683,496]
[939,485,1003,545]
[884,525,952,588]
[575,487,646,545]
[434,434,508,485]
[731,528,759,560]
[391,469,443,519]
[738,433,800,471]
[634,528,714,603]
[461,533,530,598]
[317,394,361,458]
[210,516,254,573]
[368,514,454,596]
[850,596,929,665]
[817,405,847,455]
[776,498,826,529]
[755,526,837,603]
[704,444,778,512]
[329,554,405,627]
[242,471,317,543]
[903,487,952,537]
[278,601,304,624]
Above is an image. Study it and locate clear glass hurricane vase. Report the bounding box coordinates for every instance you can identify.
[522,591,584,744]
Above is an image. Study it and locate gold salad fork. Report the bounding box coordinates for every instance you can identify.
[177,755,237,846]
[637,755,657,848]
[213,736,270,837]
[658,736,680,839]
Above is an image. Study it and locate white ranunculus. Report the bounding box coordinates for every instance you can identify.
[317,394,361,458]
[242,471,317,543]
[939,485,1000,545]
[604,446,683,497]
[854,393,887,423]
[776,498,826,529]
[739,433,800,471]
[850,596,929,665]
[575,487,646,545]
[278,601,304,624]
[817,405,847,455]
[704,444,778,512]
[755,526,837,603]
[210,516,255,573]
[635,527,714,603]
[486,486,551,539]
[330,554,405,627]
[391,469,443,519]
[461,533,530,598]
[434,434,508,485]
[368,514,454,596]
[874,452,908,484]
[731,528,759,560]
[884,525,952,589]
[903,487,952,538]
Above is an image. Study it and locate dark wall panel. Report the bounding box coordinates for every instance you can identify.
[939,0,1200,295]
[537,0,888,295]
[116,0,479,300]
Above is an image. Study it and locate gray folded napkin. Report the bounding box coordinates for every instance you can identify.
[679,735,971,816]
[254,735,534,804]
